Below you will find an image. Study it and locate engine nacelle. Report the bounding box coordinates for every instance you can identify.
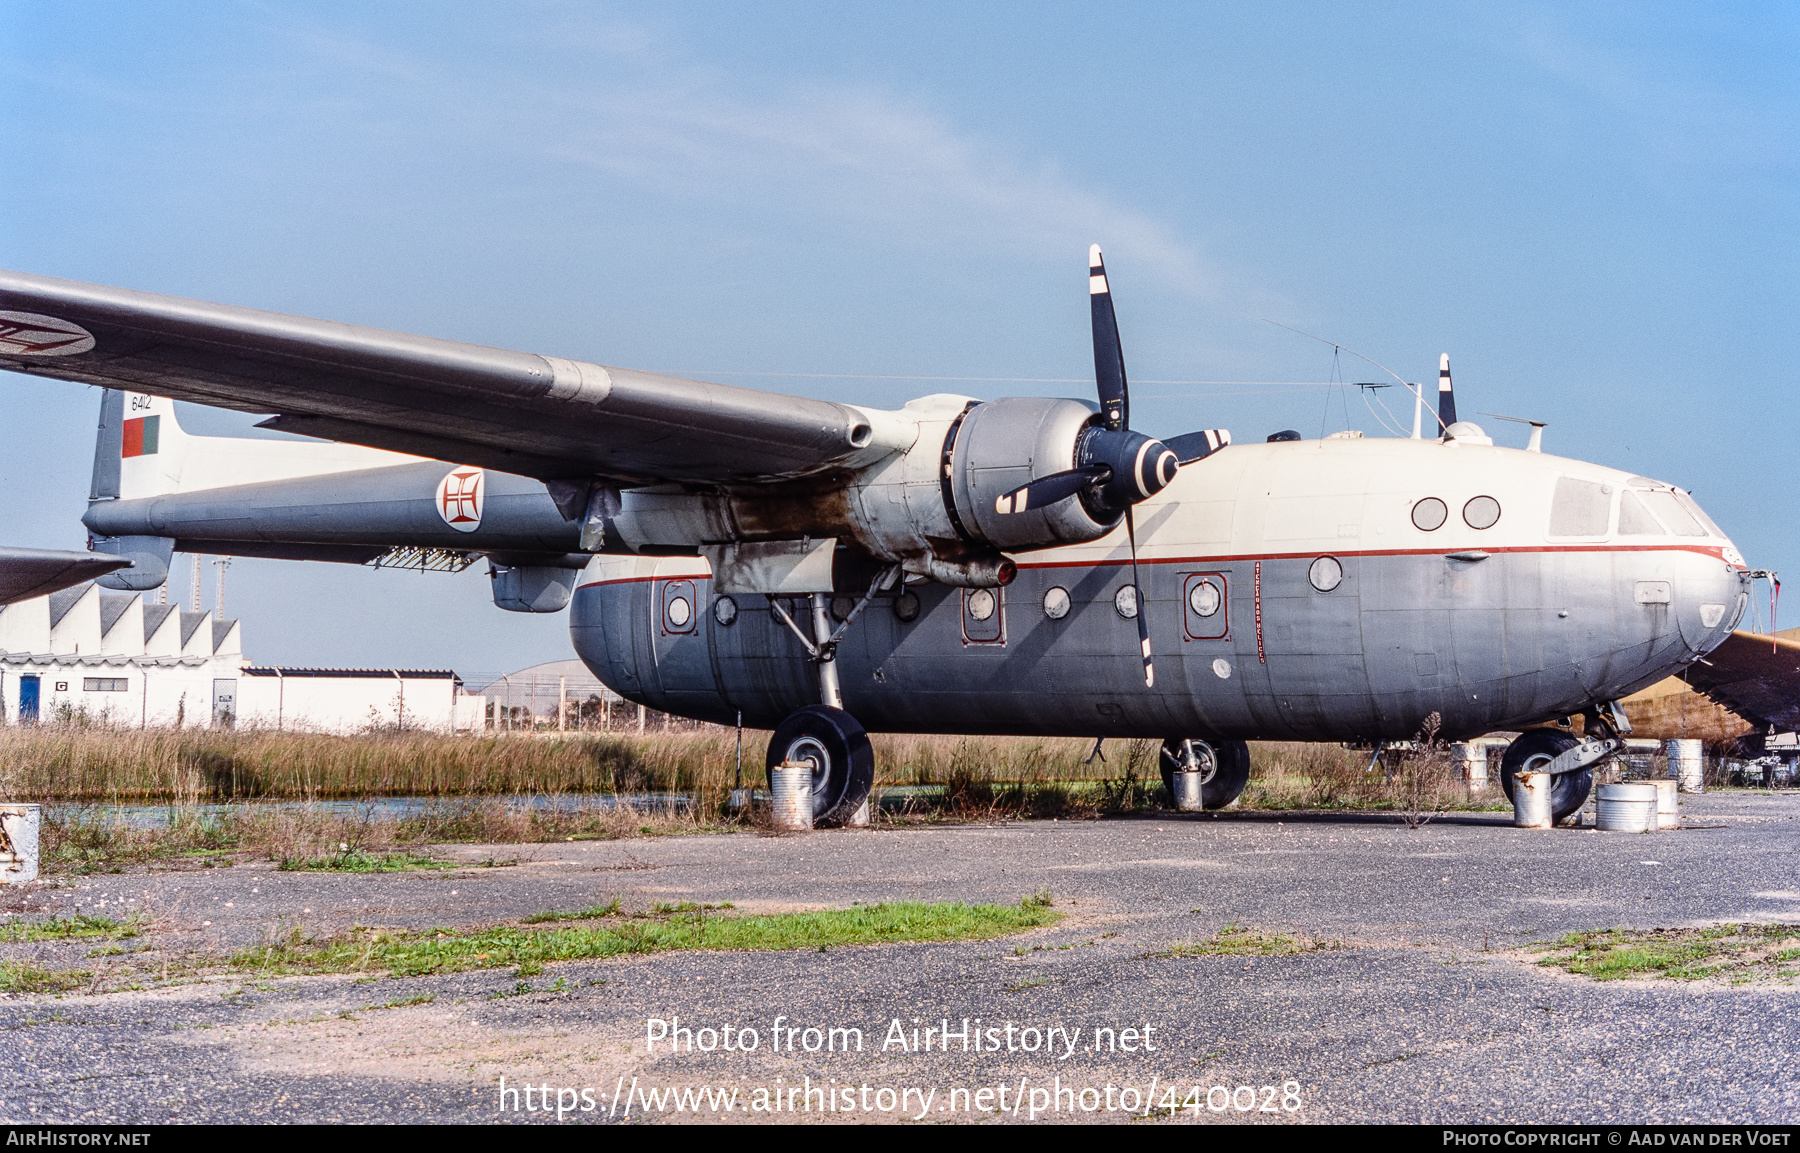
[946,397,1117,551]
[593,393,1171,588]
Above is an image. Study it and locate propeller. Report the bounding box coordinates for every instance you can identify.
[991,246,1236,687]
[1088,243,1157,689]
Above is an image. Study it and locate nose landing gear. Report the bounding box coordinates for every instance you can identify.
[1159,737,1251,810]
[1496,703,1628,823]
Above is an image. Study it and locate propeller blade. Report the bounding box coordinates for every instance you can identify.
[1090,244,1128,432]
[993,463,1111,514]
[1437,353,1457,430]
[1125,503,1153,688]
[1163,428,1231,465]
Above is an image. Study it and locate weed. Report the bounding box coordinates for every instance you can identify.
[277,850,453,873]
[1144,924,1342,959]
[0,913,142,942]
[0,962,93,994]
[522,899,623,924]
[1533,924,1800,984]
[230,901,1061,979]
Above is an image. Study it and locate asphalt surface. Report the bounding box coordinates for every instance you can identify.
[4,791,1799,1125]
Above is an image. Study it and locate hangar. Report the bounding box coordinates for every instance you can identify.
[0,580,481,733]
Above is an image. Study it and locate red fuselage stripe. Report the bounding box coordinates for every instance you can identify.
[574,542,1734,592]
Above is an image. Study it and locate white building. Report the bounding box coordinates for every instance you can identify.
[0,581,482,733]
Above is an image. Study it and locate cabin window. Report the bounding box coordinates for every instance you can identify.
[1549,478,1610,537]
[1411,497,1448,531]
[1462,496,1500,530]
[1042,586,1071,620]
[1308,556,1343,592]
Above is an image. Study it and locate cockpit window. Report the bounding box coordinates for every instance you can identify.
[1639,489,1705,536]
[1549,477,1610,537]
[1617,491,1664,536]
[1674,490,1723,537]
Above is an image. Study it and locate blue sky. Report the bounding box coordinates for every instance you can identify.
[2,2,1795,672]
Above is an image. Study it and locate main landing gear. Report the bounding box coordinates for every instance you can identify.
[1159,737,1251,810]
[763,566,899,827]
[765,705,874,826]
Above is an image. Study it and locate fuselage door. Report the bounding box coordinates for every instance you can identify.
[1182,572,1229,640]
[961,587,1005,645]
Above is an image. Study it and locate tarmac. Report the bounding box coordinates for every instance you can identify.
[4,790,1799,1125]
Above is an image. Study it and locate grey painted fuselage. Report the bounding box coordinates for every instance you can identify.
[572,437,1748,742]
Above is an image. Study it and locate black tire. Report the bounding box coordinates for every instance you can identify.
[1159,737,1251,810]
[765,705,875,827]
[1496,729,1592,823]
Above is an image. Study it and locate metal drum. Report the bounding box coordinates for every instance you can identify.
[1173,770,1205,812]
[0,804,40,885]
[1512,771,1553,829]
[771,762,813,831]
[1597,782,1659,832]
[1667,739,1704,793]
[1650,779,1679,829]
[1455,742,1489,787]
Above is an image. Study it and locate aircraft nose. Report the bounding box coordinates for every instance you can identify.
[1667,549,1750,656]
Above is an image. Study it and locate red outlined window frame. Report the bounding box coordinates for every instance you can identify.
[1181,571,1229,641]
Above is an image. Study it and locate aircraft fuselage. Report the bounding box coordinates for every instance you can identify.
[573,436,1747,742]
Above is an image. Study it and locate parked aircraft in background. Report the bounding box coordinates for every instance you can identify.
[0,251,1764,824]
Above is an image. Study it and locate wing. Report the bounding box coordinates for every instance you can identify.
[0,547,130,605]
[1680,630,1800,731]
[0,270,880,486]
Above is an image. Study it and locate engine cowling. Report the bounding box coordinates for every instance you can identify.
[946,396,1177,552]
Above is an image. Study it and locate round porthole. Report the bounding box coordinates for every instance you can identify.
[893,591,921,622]
[1463,495,1501,530]
[1043,586,1071,620]
[967,588,996,622]
[1308,556,1343,592]
[1113,585,1139,620]
[830,595,855,622]
[666,595,692,628]
[1188,579,1221,617]
[1411,497,1448,531]
[712,595,738,627]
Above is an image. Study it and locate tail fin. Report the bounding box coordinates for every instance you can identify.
[99,392,193,501]
[89,389,419,503]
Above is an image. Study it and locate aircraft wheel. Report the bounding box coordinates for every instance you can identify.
[1496,729,1592,822]
[765,705,874,827]
[1160,737,1250,809]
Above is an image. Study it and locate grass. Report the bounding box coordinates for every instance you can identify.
[5,725,1516,875]
[1144,923,1343,959]
[0,913,143,943]
[0,962,93,994]
[230,899,1063,979]
[1533,924,1800,984]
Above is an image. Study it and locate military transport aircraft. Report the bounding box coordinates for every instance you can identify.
[0,251,1757,824]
